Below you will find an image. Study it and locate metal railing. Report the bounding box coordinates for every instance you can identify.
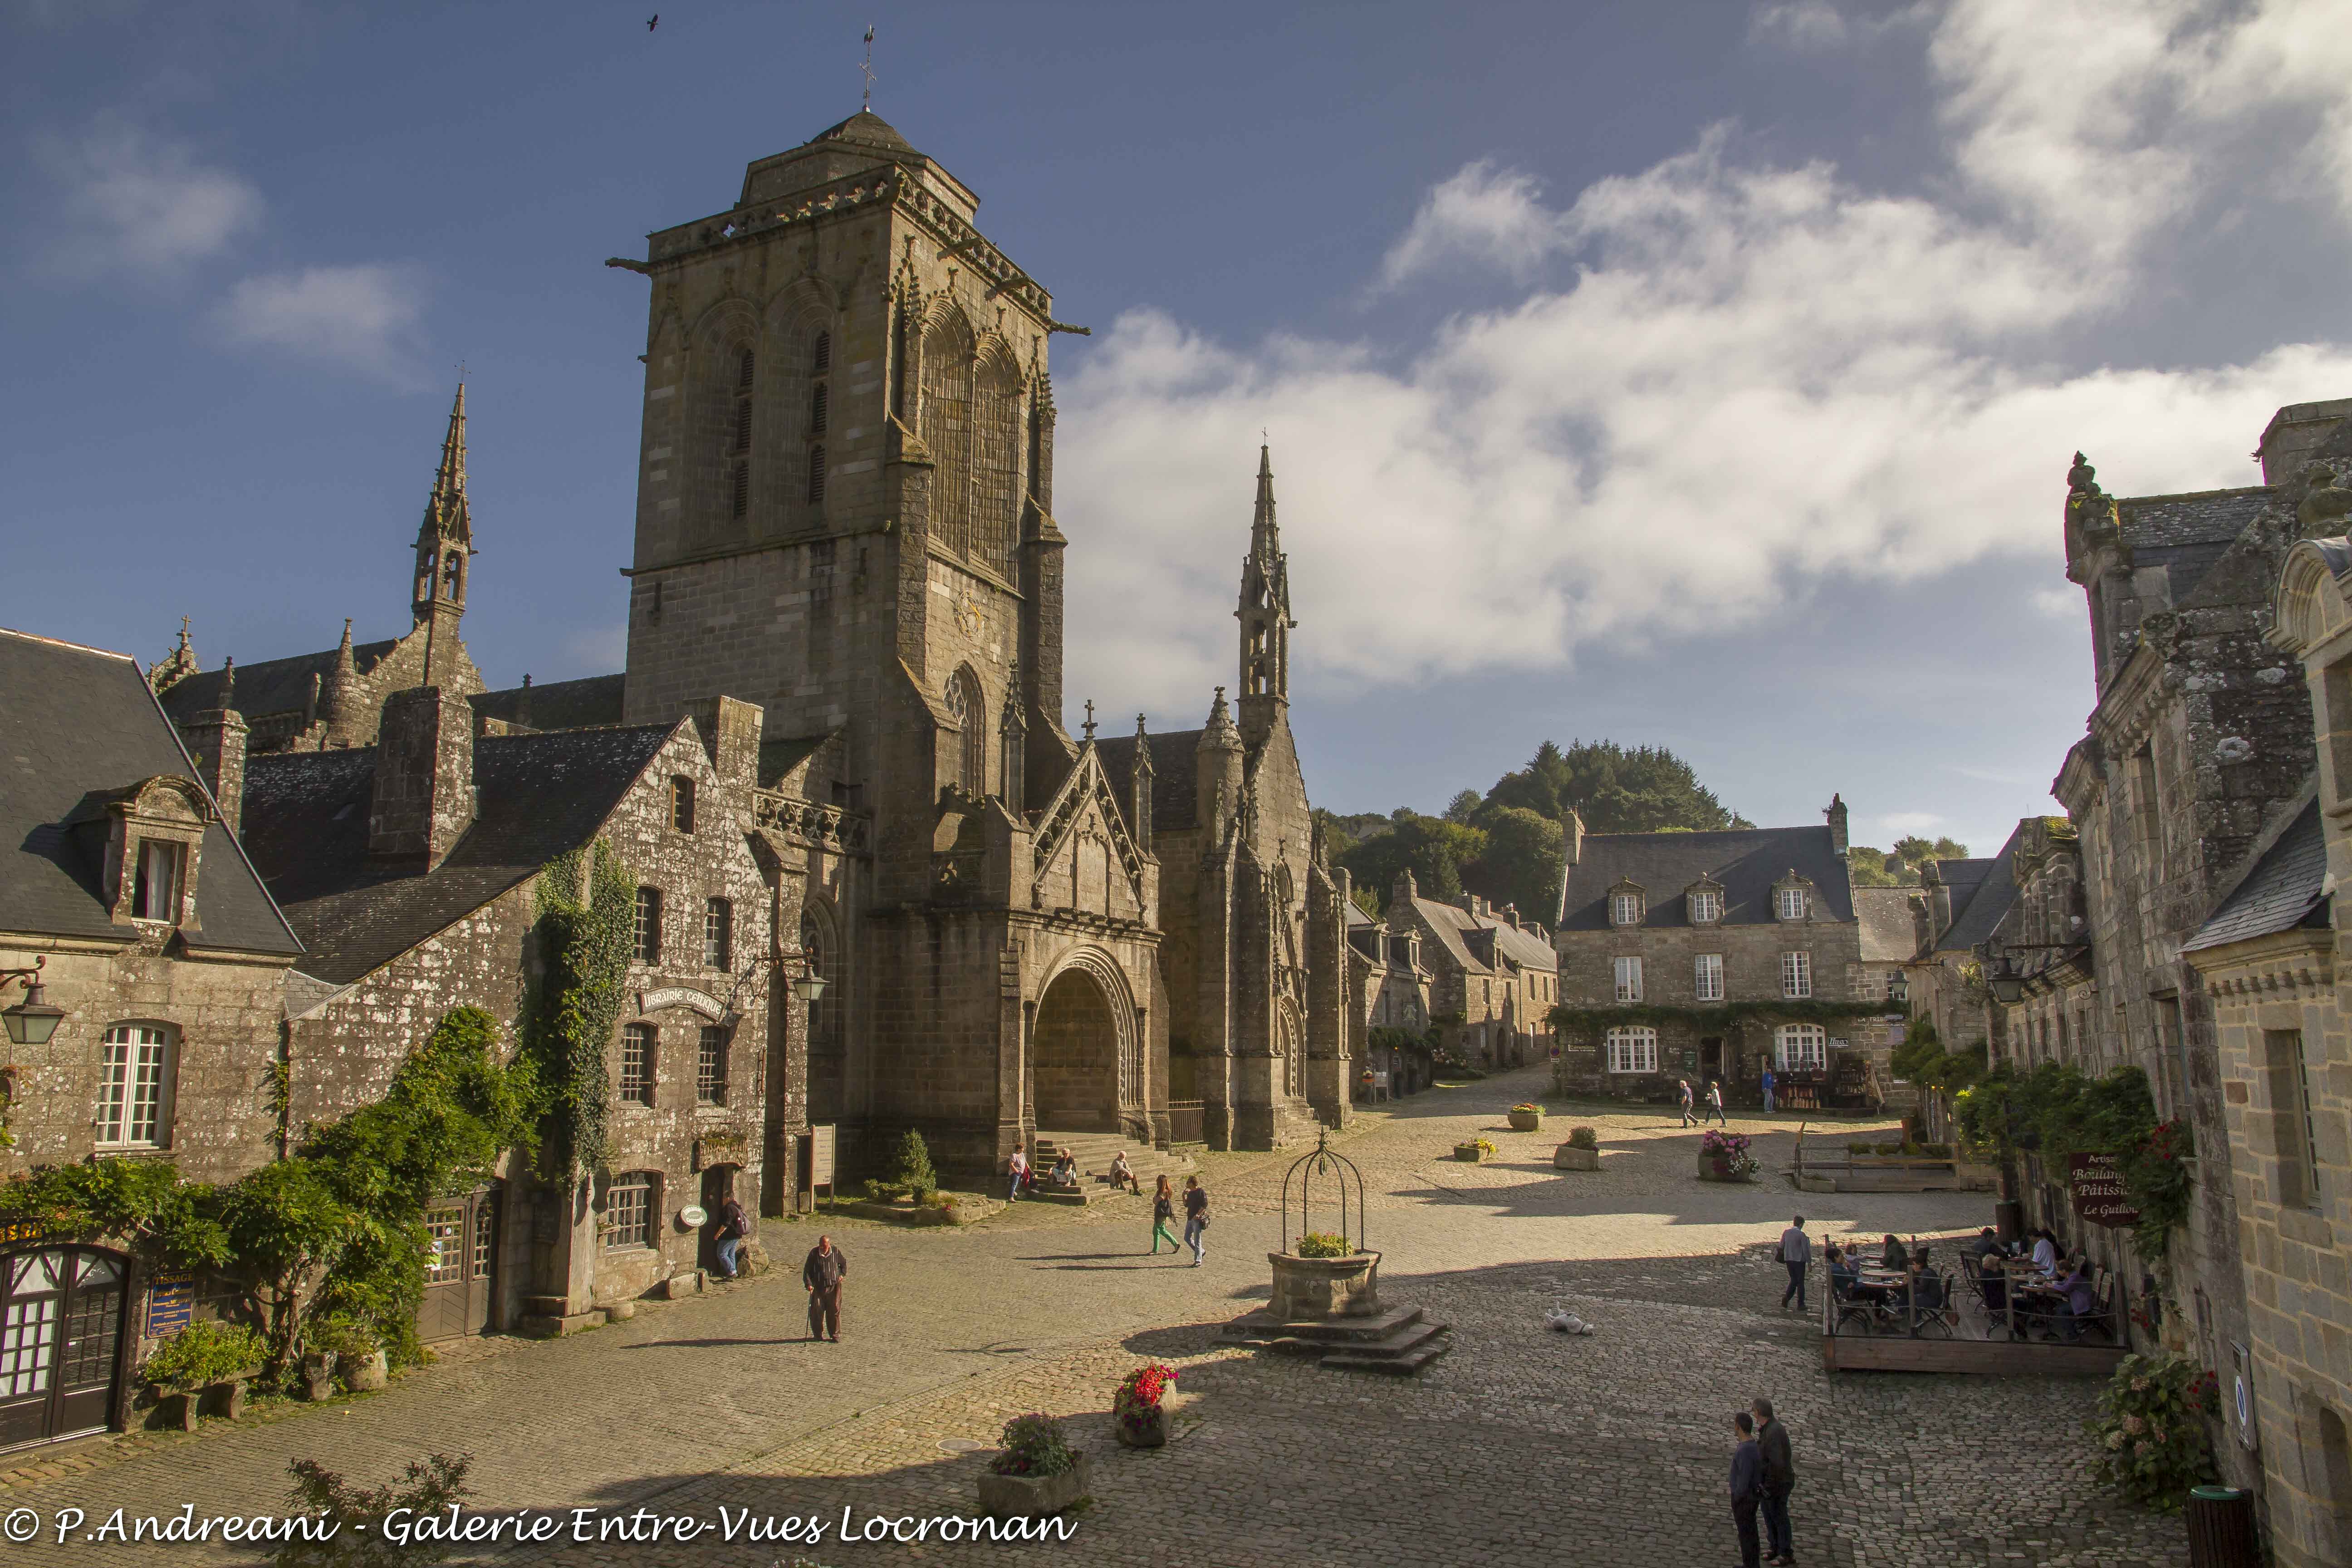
[1818,1254,2127,1345]
[1167,1100,1205,1146]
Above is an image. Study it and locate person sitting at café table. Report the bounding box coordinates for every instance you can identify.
[2030,1228,2060,1274]
[2057,1256,2098,1338]
[1972,1227,2003,1264]
[1976,1246,2009,1313]
[1826,1241,1859,1295]
[1880,1233,1908,1271]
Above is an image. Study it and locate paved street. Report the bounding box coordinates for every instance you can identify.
[1,1068,2186,1567]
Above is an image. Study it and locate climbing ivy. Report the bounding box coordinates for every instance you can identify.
[525,838,634,1178]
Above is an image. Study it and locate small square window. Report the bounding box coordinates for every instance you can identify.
[621,1023,656,1106]
[606,1175,653,1249]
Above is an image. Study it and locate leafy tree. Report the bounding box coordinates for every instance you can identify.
[1443,789,1483,825]
[0,1157,229,1267]
[1338,810,1486,911]
[1463,806,1565,922]
[1485,739,1746,835]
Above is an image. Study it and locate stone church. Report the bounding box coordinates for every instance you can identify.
[154,109,1352,1181]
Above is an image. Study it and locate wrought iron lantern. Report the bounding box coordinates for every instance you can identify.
[2,959,65,1047]
[1280,1128,1367,1257]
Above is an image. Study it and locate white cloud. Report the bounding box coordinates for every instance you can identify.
[212,264,428,383]
[1055,0,2352,722]
[39,117,262,274]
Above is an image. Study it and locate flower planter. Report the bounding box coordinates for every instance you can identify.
[1554,1144,1600,1171]
[1507,1110,1543,1133]
[161,1390,201,1431]
[1697,1154,1758,1184]
[1269,1249,1382,1322]
[1454,1143,1490,1163]
[1115,1390,1194,1449]
[203,1372,257,1421]
[978,1453,1092,1519]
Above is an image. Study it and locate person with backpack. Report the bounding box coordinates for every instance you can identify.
[1149,1174,1181,1255]
[713,1194,750,1281]
[1182,1175,1210,1266]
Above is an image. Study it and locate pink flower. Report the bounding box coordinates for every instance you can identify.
[2122,1415,2145,1435]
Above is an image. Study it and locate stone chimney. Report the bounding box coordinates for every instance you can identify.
[1825,793,1849,856]
[370,687,475,868]
[1921,858,1952,941]
[1391,867,1418,917]
[2257,398,2352,487]
[175,706,249,837]
[685,694,764,814]
[1502,902,1521,930]
[1564,807,1583,867]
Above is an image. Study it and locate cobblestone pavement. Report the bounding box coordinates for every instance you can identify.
[0,1070,2185,1567]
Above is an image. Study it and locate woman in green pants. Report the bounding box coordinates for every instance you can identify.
[1150,1175,1181,1254]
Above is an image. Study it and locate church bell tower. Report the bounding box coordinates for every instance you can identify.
[412,382,473,688]
[1235,445,1294,745]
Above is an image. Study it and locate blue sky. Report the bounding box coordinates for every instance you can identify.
[6,0,2351,857]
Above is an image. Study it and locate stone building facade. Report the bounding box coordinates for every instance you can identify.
[239,691,784,1338]
[1551,802,1864,1105]
[1344,902,1434,1099]
[0,627,303,1451]
[1384,879,1556,1071]
[2041,416,2343,1495]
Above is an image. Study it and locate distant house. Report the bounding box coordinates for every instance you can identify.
[1345,901,1433,1098]
[1551,797,1867,1107]
[1384,873,1557,1070]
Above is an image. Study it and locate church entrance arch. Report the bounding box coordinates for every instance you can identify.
[1032,950,1136,1134]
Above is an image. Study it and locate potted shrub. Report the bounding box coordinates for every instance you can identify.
[142,1321,264,1430]
[1507,1102,1544,1132]
[1555,1125,1601,1171]
[1112,1362,1183,1449]
[1454,1136,1498,1163]
[978,1412,1091,1518]
[1697,1129,1760,1182]
[300,1314,375,1401]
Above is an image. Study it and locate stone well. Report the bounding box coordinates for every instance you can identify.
[1268,1250,1382,1322]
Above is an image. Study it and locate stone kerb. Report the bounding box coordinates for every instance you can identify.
[1268,1250,1382,1321]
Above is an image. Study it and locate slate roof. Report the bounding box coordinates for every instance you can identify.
[1556,825,1856,931]
[2117,488,2272,603]
[469,674,626,733]
[1852,886,1920,962]
[1936,834,2020,953]
[0,627,300,956]
[2184,797,2329,953]
[1410,897,1558,974]
[240,724,676,985]
[1096,729,1204,835]
[157,637,400,723]
[810,110,918,156]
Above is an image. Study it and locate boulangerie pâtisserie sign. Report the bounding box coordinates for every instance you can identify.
[2069,1152,2140,1229]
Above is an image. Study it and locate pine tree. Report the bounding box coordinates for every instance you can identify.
[893,1129,937,1201]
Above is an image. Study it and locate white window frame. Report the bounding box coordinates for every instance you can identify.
[1775,886,1807,921]
[132,838,185,923]
[1780,951,1812,999]
[1688,888,1722,925]
[1695,953,1724,1003]
[1775,1023,1827,1071]
[1610,892,1644,927]
[1605,1027,1658,1074]
[97,1024,174,1148]
[1613,956,1643,1003]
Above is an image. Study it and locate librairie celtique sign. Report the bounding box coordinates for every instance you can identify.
[2069,1152,2140,1229]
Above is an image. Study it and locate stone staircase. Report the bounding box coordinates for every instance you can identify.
[1219,1304,1453,1375]
[1025,1130,1195,1205]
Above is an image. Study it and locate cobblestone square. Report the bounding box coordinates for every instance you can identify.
[1,1068,2185,1567]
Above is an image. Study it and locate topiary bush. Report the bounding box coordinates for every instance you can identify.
[892,1129,938,1202]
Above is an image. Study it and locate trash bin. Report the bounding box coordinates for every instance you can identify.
[2184,1485,2260,1568]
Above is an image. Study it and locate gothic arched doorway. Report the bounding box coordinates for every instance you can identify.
[1032,955,1133,1133]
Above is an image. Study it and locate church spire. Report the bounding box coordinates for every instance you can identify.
[412,382,475,684]
[1235,444,1293,740]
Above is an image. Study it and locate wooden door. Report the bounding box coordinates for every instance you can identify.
[0,1248,127,1453]
[416,1188,497,1343]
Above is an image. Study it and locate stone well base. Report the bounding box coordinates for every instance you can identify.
[1269,1250,1382,1321]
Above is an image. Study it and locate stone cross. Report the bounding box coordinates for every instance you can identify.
[1082,700,1096,741]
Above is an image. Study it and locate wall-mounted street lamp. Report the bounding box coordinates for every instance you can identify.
[2,957,66,1047]
[719,943,828,1024]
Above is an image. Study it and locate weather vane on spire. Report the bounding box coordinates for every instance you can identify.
[861,25,877,112]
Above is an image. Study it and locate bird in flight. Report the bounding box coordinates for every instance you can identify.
[647,14,659,30]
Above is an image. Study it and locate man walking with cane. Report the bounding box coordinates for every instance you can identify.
[1779,1215,1811,1313]
[802,1234,847,1342]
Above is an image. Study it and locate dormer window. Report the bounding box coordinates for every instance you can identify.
[132,839,185,922]
[1775,884,1808,921]
[1688,887,1723,925]
[1608,882,1646,927]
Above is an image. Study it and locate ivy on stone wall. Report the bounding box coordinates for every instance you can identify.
[525,838,634,1178]
[1548,999,1892,1036]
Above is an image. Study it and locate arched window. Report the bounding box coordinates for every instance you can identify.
[799,906,838,1058]
[942,666,985,795]
[441,551,462,598]
[729,347,755,519]
[972,346,1021,579]
[918,311,977,560]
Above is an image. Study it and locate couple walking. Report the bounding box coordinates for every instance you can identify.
[1729,1397,1799,1566]
[1148,1174,1210,1264]
[1678,1078,1727,1127]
